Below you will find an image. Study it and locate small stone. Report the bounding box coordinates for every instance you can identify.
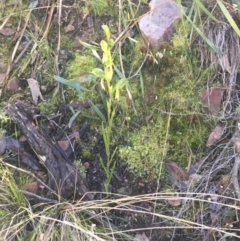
[87,17,93,28]
[40,85,47,92]
[7,77,19,92]
[83,162,90,169]
[139,0,185,49]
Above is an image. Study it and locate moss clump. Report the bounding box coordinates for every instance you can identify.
[119,117,168,179]
[118,21,211,180]
[81,149,91,159]
[63,52,98,101]
[126,36,150,71]
[65,52,97,79]
[119,114,208,180]
[167,115,209,162]
[86,0,109,15]
[84,0,119,17]
[38,96,61,115]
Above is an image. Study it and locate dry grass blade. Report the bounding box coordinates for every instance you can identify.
[198,2,240,115]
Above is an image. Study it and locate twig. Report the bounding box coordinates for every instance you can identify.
[13,40,33,64]
[20,190,58,203]
[232,155,240,200]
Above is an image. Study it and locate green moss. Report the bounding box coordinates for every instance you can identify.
[167,115,209,163]
[119,117,168,179]
[81,149,91,159]
[38,96,61,115]
[65,52,97,79]
[86,0,109,15]
[119,113,208,180]
[127,36,150,71]
[118,21,212,180]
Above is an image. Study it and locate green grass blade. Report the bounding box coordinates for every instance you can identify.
[89,100,106,122]
[217,0,240,37]
[193,0,219,23]
[139,70,144,96]
[114,65,124,78]
[68,110,81,128]
[54,75,88,92]
[184,14,223,54]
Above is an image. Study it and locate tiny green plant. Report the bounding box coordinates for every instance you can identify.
[55,25,128,193]
[89,25,128,192]
[90,25,128,124]
[54,70,97,126]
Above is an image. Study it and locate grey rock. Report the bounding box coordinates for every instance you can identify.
[139,0,185,49]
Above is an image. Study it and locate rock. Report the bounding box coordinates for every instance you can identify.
[7,77,19,92]
[139,0,185,49]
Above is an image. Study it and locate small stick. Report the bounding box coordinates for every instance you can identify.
[19,190,58,203]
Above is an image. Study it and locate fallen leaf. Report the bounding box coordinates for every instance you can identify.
[206,125,225,147]
[167,198,181,207]
[0,27,16,36]
[134,233,149,241]
[21,181,39,194]
[201,87,225,115]
[165,161,189,190]
[27,78,45,104]
[165,161,189,181]
[58,140,70,151]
